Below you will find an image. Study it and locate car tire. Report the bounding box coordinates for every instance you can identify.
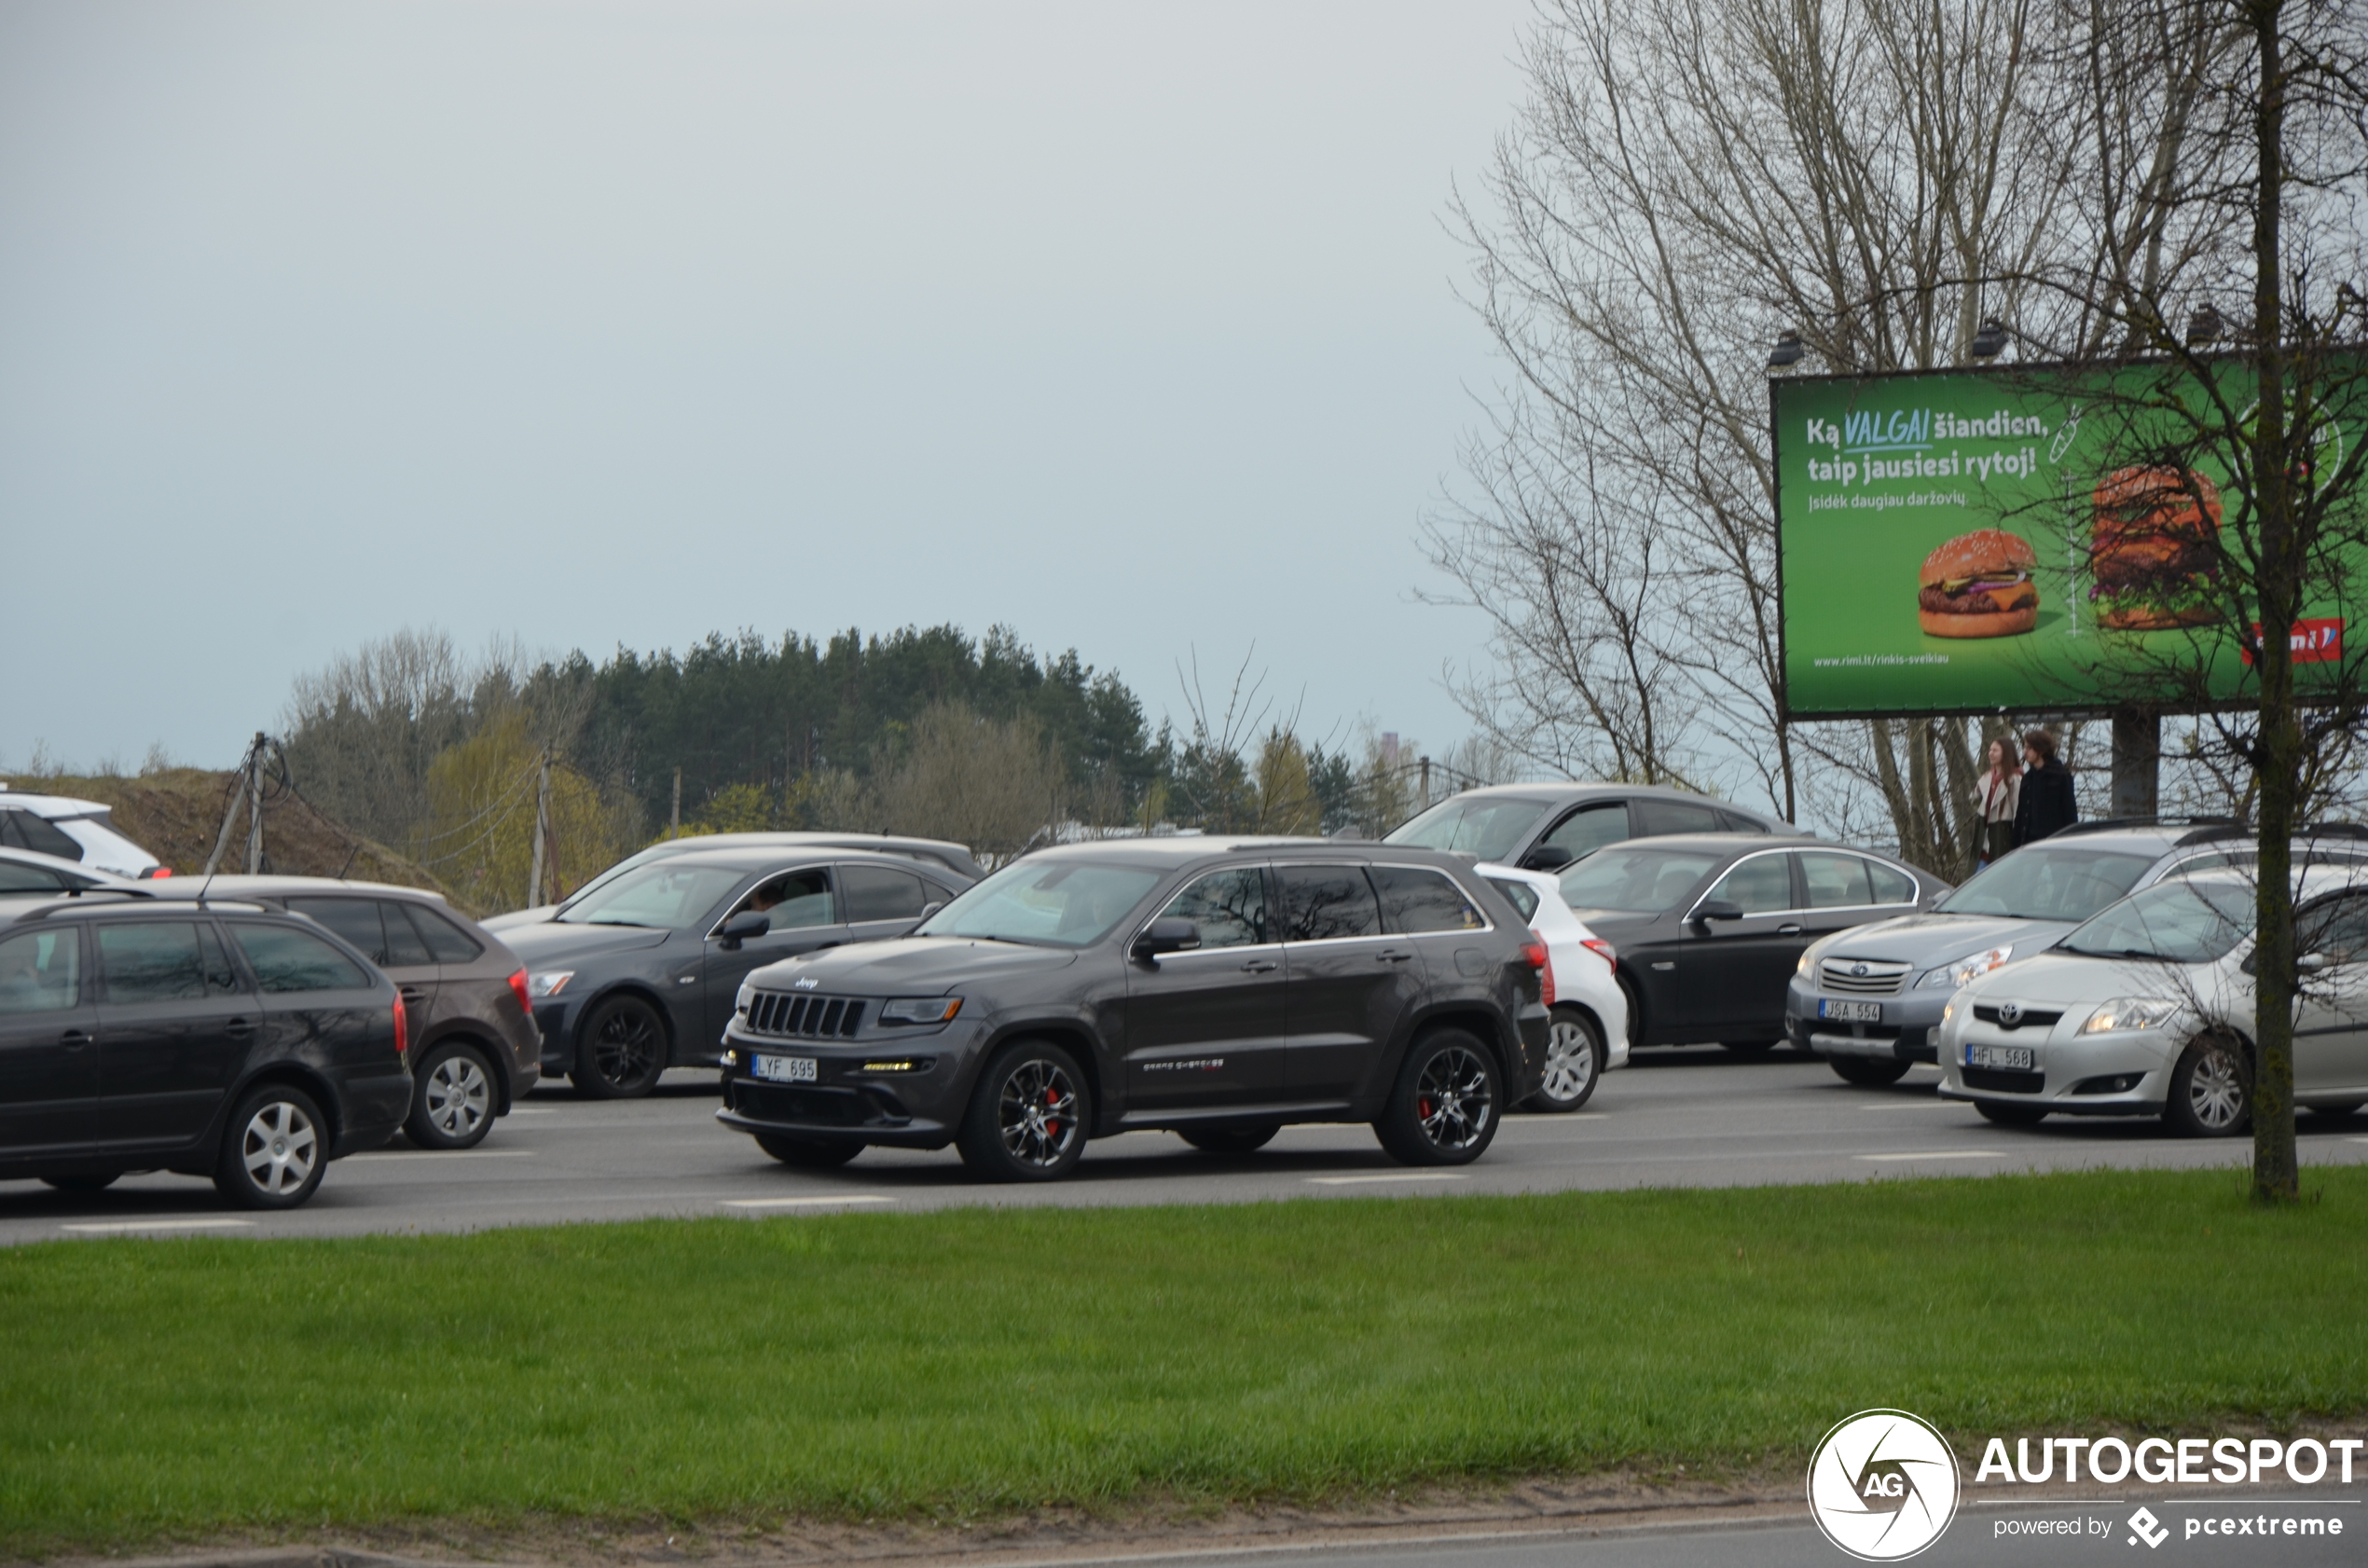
[1829,1055,1913,1087]
[1975,1099,2048,1126]
[1179,1125,1279,1154]
[1527,1007,1604,1112]
[2163,1034,2251,1137]
[213,1083,329,1210]
[570,996,668,1099]
[2302,1101,2363,1121]
[39,1172,119,1192]
[956,1039,1091,1182]
[755,1134,863,1168]
[406,1041,499,1149]
[1374,1027,1503,1166]
[1720,1039,1781,1056]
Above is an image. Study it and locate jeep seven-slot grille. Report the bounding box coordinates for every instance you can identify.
[1820,958,1912,996]
[745,991,867,1038]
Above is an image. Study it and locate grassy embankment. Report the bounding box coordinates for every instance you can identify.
[2,1168,2363,1553]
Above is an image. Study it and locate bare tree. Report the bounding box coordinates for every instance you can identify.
[1436,0,2232,856]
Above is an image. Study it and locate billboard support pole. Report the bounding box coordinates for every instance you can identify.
[2110,708,2160,818]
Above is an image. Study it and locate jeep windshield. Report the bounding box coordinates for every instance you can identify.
[1934,846,2154,923]
[915,860,1163,948]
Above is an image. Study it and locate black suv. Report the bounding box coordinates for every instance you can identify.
[0,893,411,1207]
[714,839,1549,1180]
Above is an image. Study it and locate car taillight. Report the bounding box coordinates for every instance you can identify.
[1582,937,1617,970]
[392,992,408,1060]
[1536,940,1557,1006]
[507,968,531,1015]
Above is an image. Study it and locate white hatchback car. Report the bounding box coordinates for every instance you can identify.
[1938,867,2368,1135]
[1480,862,1630,1111]
[0,790,165,879]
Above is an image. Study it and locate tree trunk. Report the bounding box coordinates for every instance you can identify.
[2247,0,2297,1204]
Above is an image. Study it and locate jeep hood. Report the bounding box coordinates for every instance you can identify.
[747,937,1078,994]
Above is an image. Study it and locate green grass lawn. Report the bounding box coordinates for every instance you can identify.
[2,1168,2364,1553]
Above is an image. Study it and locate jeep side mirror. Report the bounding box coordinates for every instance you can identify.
[714,911,770,950]
[1691,899,1745,927]
[1520,845,1574,872]
[1132,916,1202,962]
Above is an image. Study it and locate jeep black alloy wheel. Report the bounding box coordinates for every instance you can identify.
[1530,1009,1604,1112]
[407,1042,497,1148]
[1376,1028,1501,1165]
[213,1083,328,1209]
[2166,1035,2251,1137]
[572,996,667,1099]
[957,1040,1088,1181]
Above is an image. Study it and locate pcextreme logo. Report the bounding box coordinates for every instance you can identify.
[1808,1409,1962,1561]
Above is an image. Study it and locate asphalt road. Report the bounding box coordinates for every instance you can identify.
[7,1047,2368,1243]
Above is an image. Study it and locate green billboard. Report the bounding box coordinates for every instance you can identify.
[1772,363,2362,718]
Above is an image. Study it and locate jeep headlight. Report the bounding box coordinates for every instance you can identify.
[1919,945,2013,988]
[2079,997,2185,1035]
[877,997,964,1025]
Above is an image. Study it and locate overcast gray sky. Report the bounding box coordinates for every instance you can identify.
[2,0,1535,773]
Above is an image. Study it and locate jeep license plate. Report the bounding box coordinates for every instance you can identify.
[1818,998,1882,1023]
[753,1053,819,1083]
[1965,1043,2034,1071]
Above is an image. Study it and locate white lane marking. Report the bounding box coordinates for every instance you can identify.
[722,1194,895,1209]
[1856,1149,2008,1162]
[60,1217,257,1234]
[343,1149,537,1162]
[1306,1173,1471,1186]
[505,1108,558,1116]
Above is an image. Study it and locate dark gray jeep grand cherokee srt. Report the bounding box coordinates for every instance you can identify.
[715,838,1550,1181]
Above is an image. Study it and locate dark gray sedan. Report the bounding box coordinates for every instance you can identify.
[503,846,971,1097]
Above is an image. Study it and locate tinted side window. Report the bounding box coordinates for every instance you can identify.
[231,924,372,993]
[1632,799,1723,836]
[1274,865,1382,942]
[1706,853,1794,915]
[1799,852,1876,909]
[285,898,389,965]
[1541,803,1629,860]
[1485,877,1540,922]
[1155,868,1268,949]
[841,865,928,923]
[100,922,213,1004]
[1867,862,1919,904]
[378,902,434,967]
[5,811,84,860]
[0,861,70,893]
[1370,865,1486,934]
[1715,809,1770,833]
[2299,894,2368,965]
[738,869,836,928]
[399,903,483,964]
[0,927,80,1013]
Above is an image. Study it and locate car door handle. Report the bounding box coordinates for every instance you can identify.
[399,985,429,1005]
[1650,961,1674,971]
[60,1028,90,1052]
[1778,924,1802,936]
[226,1018,255,1038]
[1240,958,1279,973]
[1376,949,1414,964]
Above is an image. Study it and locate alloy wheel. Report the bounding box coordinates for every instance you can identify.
[422,1053,492,1139]
[241,1100,319,1198]
[593,1009,660,1090]
[1414,1045,1495,1151]
[2187,1045,2247,1131]
[997,1058,1081,1169]
[1539,1019,1598,1106]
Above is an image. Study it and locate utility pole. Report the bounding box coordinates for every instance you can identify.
[670,767,682,840]
[529,750,552,907]
[1419,755,1432,808]
[202,733,262,878]
[245,732,267,873]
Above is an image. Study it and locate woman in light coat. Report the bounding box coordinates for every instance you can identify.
[1975,736,2020,869]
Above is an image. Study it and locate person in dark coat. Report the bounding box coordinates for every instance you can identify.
[2012,729,2079,846]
